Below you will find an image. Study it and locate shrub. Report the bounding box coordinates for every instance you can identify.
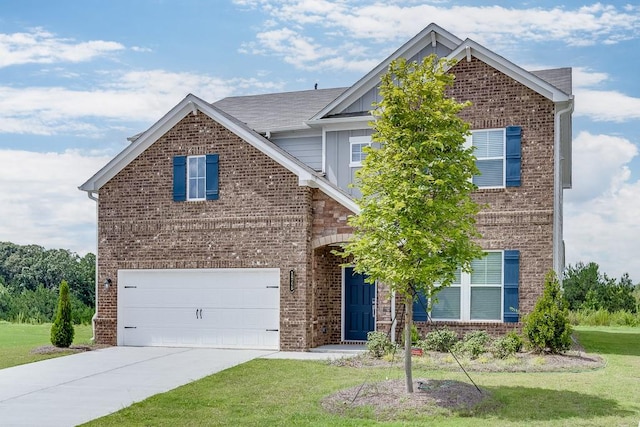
[568,309,640,327]
[491,331,524,359]
[366,331,394,357]
[453,330,490,359]
[419,328,459,352]
[524,271,572,353]
[50,281,75,348]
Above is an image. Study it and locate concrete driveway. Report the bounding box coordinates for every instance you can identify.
[0,346,272,426]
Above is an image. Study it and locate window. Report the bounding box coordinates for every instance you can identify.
[413,250,520,323]
[349,136,371,167]
[187,156,206,200]
[470,129,505,187]
[468,126,521,188]
[173,154,219,202]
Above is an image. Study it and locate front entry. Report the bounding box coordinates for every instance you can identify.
[344,267,375,341]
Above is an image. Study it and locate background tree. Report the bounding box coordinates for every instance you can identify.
[50,280,75,347]
[0,242,95,324]
[563,262,637,313]
[340,55,483,393]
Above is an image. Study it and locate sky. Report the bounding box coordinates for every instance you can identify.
[0,0,639,281]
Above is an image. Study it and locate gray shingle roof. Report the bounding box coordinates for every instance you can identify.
[213,87,348,133]
[530,67,572,95]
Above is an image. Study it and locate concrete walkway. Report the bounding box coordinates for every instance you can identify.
[0,347,356,426]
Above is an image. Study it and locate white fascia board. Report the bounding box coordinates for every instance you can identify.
[310,24,462,120]
[447,40,571,103]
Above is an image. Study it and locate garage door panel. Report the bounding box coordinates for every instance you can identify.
[117,268,280,350]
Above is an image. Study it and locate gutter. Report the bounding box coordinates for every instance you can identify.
[85,190,99,342]
[553,97,574,280]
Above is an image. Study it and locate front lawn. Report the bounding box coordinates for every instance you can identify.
[85,326,640,426]
[0,321,93,369]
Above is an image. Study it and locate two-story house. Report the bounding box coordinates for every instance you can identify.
[80,23,573,351]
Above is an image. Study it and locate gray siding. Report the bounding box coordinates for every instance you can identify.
[325,128,373,197]
[343,87,380,114]
[342,44,452,114]
[272,136,322,171]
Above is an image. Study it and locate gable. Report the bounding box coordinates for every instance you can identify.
[80,94,358,213]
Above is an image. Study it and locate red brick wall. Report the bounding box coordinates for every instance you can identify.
[448,57,556,316]
[311,246,343,346]
[311,190,353,240]
[96,111,314,350]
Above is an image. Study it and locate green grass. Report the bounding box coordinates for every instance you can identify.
[0,321,93,369]
[84,326,640,426]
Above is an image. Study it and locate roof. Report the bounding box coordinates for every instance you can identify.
[213,87,347,133]
[530,68,572,95]
[79,94,359,213]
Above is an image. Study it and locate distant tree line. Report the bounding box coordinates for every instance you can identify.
[0,242,95,324]
[563,262,638,313]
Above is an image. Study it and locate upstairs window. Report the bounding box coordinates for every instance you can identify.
[349,136,371,167]
[187,156,206,200]
[470,129,505,188]
[468,126,521,188]
[173,154,219,202]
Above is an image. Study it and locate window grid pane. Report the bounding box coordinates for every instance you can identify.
[187,156,206,200]
[471,252,502,285]
[470,287,501,320]
[431,286,461,319]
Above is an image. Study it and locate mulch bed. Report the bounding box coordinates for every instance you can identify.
[30,344,110,355]
[323,344,606,420]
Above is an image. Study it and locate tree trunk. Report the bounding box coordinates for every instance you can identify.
[404,300,414,393]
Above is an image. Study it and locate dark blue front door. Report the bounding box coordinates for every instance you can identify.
[344,267,375,341]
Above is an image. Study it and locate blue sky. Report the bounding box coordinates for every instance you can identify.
[1,1,639,281]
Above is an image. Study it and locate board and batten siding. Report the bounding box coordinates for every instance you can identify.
[272,136,322,171]
[342,43,453,114]
[325,129,373,198]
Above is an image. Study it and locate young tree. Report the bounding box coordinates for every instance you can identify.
[51,280,75,348]
[340,55,483,392]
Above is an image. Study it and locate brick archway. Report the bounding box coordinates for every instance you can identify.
[311,233,353,250]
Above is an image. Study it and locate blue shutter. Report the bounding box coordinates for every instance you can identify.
[173,156,186,202]
[503,250,520,322]
[413,291,428,322]
[205,154,219,200]
[505,126,521,187]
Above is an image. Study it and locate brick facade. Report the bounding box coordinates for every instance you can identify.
[96,112,315,350]
[93,55,560,351]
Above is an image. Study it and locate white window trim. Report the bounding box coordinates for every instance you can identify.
[430,250,504,322]
[349,135,372,168]
[467,128,506,189]
[187,155,206,201]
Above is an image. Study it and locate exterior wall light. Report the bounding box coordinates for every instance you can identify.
[104,278,112,290]
[289,270,295,292]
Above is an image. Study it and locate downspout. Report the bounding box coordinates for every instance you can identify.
[86,190,99,342]
[553,97,574,281]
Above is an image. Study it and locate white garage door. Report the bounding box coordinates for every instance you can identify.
[117,268,280,350]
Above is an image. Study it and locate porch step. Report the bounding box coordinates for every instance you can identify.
[309,344,367,354]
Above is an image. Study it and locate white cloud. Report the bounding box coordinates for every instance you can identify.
[236,1,640,70]
[0,70,285,136]
[574,89,640,122]
[0,27,124,68]
[0,149,112,254]
[565,131,640,279]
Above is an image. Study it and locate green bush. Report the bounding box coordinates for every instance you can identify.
[366,331,394,357]
[453,330,490,359]
[524,271,572,353]
[50,281,75,348]
[491,331,524,359]
[419,328,459,352]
